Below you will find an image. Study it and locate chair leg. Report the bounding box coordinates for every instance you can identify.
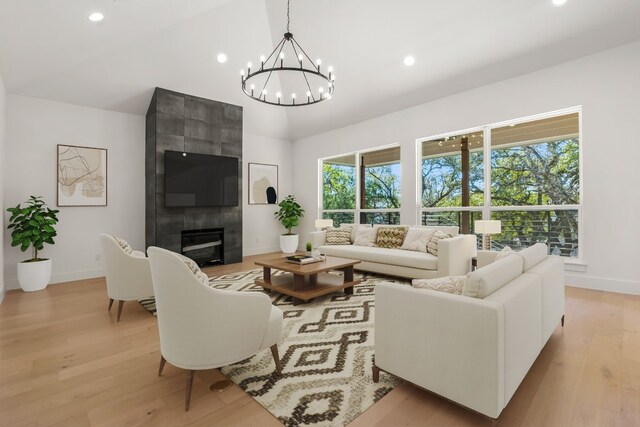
[108,298,114,311]
[372,364,380,383]
[185,370,195,411]
[117,300,125,322]
[270,344,282,374]
[561,314,565,327]
[158,356,166,376]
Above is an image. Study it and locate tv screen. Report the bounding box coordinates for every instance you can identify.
[165,151,238,207]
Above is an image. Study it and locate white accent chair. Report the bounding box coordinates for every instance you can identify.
[100,234,154,321]
[147,246,284,411]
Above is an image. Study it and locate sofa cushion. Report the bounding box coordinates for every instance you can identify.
[400,227,435,253]
[340,223,371,243]
[353,226,378,247]
[326,227,351,245]
[495,246,514,261]
[376,226,407,249]
[319,245,438,270]
[427,231,452,256]
[412,275,466,295]
[515,243,548,271]
[463,254,524,298]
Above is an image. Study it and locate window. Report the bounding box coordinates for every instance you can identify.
[321,146,401,226]
[419,110,581,259]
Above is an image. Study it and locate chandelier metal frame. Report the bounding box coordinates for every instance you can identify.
[240,0,334,107]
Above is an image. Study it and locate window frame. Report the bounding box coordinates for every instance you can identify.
[319,143,402,226]
[417,107,584,264]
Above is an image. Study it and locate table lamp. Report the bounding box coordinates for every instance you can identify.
[475,220,501,250]
[315,219,334,231]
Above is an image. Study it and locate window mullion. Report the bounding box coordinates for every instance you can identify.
[483,126,491,220]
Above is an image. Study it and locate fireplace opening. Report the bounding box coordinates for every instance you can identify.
[181,228,224,267]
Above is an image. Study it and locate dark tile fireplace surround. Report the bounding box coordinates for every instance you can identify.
[145,88,243,265]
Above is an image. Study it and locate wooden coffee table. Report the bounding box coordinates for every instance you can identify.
[255,256,361,305]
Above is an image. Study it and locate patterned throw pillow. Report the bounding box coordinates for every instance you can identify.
[176,253,209,285]
[427,231,452,256]
[412,276,466,295]
[495,246,514,261]
[400,227,435,252]
[326,227,352,245]
[375,227,407,249]
[114,236,133,254]
[353,226,378,247]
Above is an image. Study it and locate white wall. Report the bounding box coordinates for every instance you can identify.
[3,95,145,290]
[0,74,6,301]
[243,133,293,255]
[293,41,640,295]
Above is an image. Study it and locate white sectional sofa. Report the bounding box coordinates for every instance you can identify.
[373,243,565,420]
[311,225,477,279]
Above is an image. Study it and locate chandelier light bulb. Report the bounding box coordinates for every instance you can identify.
[298,54,303,62]
[88,12,104,22]
[247,62,252,69]
[250,84,255,90]
[262,89,267,95]
[240,69,245,76]
[276,92,282,98]
[292,93,296,99]
[319,87,324,93]
[280,52,285,59]
[404,56,416,66]
[328,66,333,73]
[331,74,336,81]
[260,55,266,62]
[306,91,311,97]
[216,53,227,63]
[316,59,322,65]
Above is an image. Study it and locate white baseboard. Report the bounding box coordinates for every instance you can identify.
[243,245,281,257]
[566,274,640,295]
[4,268,105,291]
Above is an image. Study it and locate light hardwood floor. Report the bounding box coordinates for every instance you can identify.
[1,253,639,427]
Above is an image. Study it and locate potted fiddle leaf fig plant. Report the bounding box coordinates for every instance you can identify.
[6,196,59,292]
[274,195,305,253]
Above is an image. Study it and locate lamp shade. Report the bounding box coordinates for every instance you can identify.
[315,219,334,229]
[475,220,501,234]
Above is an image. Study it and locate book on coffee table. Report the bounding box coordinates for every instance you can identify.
[284,255,322,265]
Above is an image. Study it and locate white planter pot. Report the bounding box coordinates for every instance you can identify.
[279,234,299,254]
[17,259,52,292]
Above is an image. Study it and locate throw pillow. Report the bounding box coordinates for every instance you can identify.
[114,236,133,254]
[375,226,407,249]
[400,227,435,252]
[177,253,209,285]
[325,227,352,245]
[353,226,378,247]
[427,231,452,256]
[495,246,514,261]
[412,276,466,295]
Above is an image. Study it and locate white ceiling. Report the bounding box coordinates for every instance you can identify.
[1,0,639,141]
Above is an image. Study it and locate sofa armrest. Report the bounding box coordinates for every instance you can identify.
[477,250,500,268]
[438,234,477,275]
[375,282,504,418]
[310,231,326,248]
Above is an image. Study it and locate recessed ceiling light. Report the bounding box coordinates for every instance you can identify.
[552,0,567,6]
[404,56,415,66]
[217,53,227,64]
[88,12,104,22]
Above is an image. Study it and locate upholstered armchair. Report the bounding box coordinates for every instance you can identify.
[100,234,154,321]
[147,246,283,411]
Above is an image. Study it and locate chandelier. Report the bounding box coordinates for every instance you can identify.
[240,0,335,107]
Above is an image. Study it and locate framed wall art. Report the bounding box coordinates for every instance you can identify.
[57,144,108,206]
[248,163,278,204]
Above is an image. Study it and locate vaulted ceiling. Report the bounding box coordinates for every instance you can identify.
[1,0,639,141]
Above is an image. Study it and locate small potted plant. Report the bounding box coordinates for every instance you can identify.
[306,242,313,255]
[6,196,59,292]
[274,195,305,253]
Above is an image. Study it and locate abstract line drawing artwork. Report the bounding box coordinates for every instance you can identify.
[57,144,108,206]
[248,163,278,205]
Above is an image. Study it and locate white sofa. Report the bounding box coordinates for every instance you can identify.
[373,243,565,420]
[311,225,477,279]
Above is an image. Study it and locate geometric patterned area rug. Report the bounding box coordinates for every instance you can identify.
[139,268,408,426]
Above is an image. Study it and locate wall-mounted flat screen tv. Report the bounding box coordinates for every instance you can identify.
[165,151,239,207]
